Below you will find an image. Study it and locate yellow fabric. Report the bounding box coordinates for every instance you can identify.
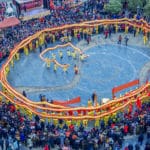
[39,34,44,45]
[66,120,71,126]
[53,119,58,125]
[5,99,9,104]
[125,26,128,33]
[96,26,98,34]
[88,100,92,106]
[16,53,20,60]
[88,111,94,116]
[46,59,51,68]
[59,51,63,58]
[136,28,139,36]
[53,35,55,42]
[67,50,71,56]
[76,120,81,127]
[2,86,5,92]
[5,66,10,73]
[54,64,57,71]
[95,119,99,127]
[36,40,39,48]
[63,66,68,72]
[0,96,2,102]
[143,35,148,45]
[11,59,14,67]
[74,29,77,37]
[115,25,118,33]
[72,51,76,59]
[24,47,29,55]
[40,119,44,122]
[52,53,56,59]
[79,28,82,32]
[83,119,88,126]
[29,42,32,51]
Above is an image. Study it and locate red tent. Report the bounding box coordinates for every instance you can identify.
[0,17,20,29]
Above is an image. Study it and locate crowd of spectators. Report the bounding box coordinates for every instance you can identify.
[0,99,150,150]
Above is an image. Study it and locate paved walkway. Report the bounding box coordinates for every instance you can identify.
[76,32,150,86]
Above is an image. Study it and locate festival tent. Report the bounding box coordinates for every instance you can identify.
[0,17,20,29]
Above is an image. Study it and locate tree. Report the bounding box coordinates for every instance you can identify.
[127,0,143,13]
[144,0,150,16]
[104,0,122,14]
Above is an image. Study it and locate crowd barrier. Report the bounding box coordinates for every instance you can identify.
[0,18,150,122]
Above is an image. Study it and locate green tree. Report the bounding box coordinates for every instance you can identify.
[144,0,150,16]
[104,0,122,14]
[127,0,143,13]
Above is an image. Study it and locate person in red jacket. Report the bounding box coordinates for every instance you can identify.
[124,124,128,135]
[44,144,49,150]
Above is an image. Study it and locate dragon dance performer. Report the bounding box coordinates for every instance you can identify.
[54,63,58,72]
[52,53,56,59]
[46,58,51,68]
[67,49,71,57]
[72,51,76,59]
[80,53,89,61]
[59,50,63,59]
[63,64,69,73]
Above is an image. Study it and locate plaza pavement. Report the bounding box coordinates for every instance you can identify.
[16,32,150,150]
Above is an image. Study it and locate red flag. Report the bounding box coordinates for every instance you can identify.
[136,97,142,109]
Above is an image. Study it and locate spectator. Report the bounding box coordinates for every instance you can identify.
[124,35,129,46]
[138,133,144,145]
[135,143,140,150]
[118,35,122,44]
[0,100,149,149]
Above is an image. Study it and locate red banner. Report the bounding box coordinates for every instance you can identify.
[53,96,81,106]
[112,79,139,99]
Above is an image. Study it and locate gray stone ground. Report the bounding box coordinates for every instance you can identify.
[14,32,150,94]
[12,32,149,150]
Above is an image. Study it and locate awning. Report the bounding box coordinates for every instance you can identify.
[0,17,20,29]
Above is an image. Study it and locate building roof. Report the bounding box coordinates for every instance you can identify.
[0,17,20,29]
